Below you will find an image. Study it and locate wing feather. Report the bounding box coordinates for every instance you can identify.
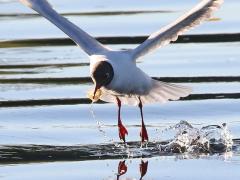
[19,0,109,55]
[131,0,224,60]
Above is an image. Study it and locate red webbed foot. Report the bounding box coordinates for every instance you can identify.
[118,121,128,143]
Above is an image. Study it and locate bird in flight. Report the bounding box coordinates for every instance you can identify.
[19,0,223,143]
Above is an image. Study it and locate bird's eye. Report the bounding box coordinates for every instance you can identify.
[105,73,110,78]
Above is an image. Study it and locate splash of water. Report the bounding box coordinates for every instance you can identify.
[199,123,233,153]
[159,120,233,153]
[89,102,111,143]
[89,102,129,151]
[88,99,233,155]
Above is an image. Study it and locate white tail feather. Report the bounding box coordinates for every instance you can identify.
[99,80,192,105]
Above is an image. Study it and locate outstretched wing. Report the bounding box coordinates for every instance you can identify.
[131,0,223,60]
[19,0,109,55]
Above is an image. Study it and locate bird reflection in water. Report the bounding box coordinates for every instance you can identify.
[117,160,128,180]
[139,160,148,180]
[116,160,148,180]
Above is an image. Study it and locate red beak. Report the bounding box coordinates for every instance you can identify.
[93,83,100,99]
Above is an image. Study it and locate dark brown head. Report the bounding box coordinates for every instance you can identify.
[91,61,114,98]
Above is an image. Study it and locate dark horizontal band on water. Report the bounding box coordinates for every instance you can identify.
[0,93,239,107]
[0,10,174,18]
[0,63,88,69]
[0,76,240,84]
[0,139,239,163]
[1,33,240,48]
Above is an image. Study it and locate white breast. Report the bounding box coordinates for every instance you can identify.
[104,51,152,95]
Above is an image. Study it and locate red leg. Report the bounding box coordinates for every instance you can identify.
[116,97,128,143]
[138,97,149,143]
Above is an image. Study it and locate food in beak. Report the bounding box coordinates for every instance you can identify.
[87,87,102,102]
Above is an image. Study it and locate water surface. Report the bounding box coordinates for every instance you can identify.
[0,0,240,179]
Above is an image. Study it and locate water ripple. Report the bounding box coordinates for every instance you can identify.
[0,121,237,164]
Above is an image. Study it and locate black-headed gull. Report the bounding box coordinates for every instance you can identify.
[19,0,223,143]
